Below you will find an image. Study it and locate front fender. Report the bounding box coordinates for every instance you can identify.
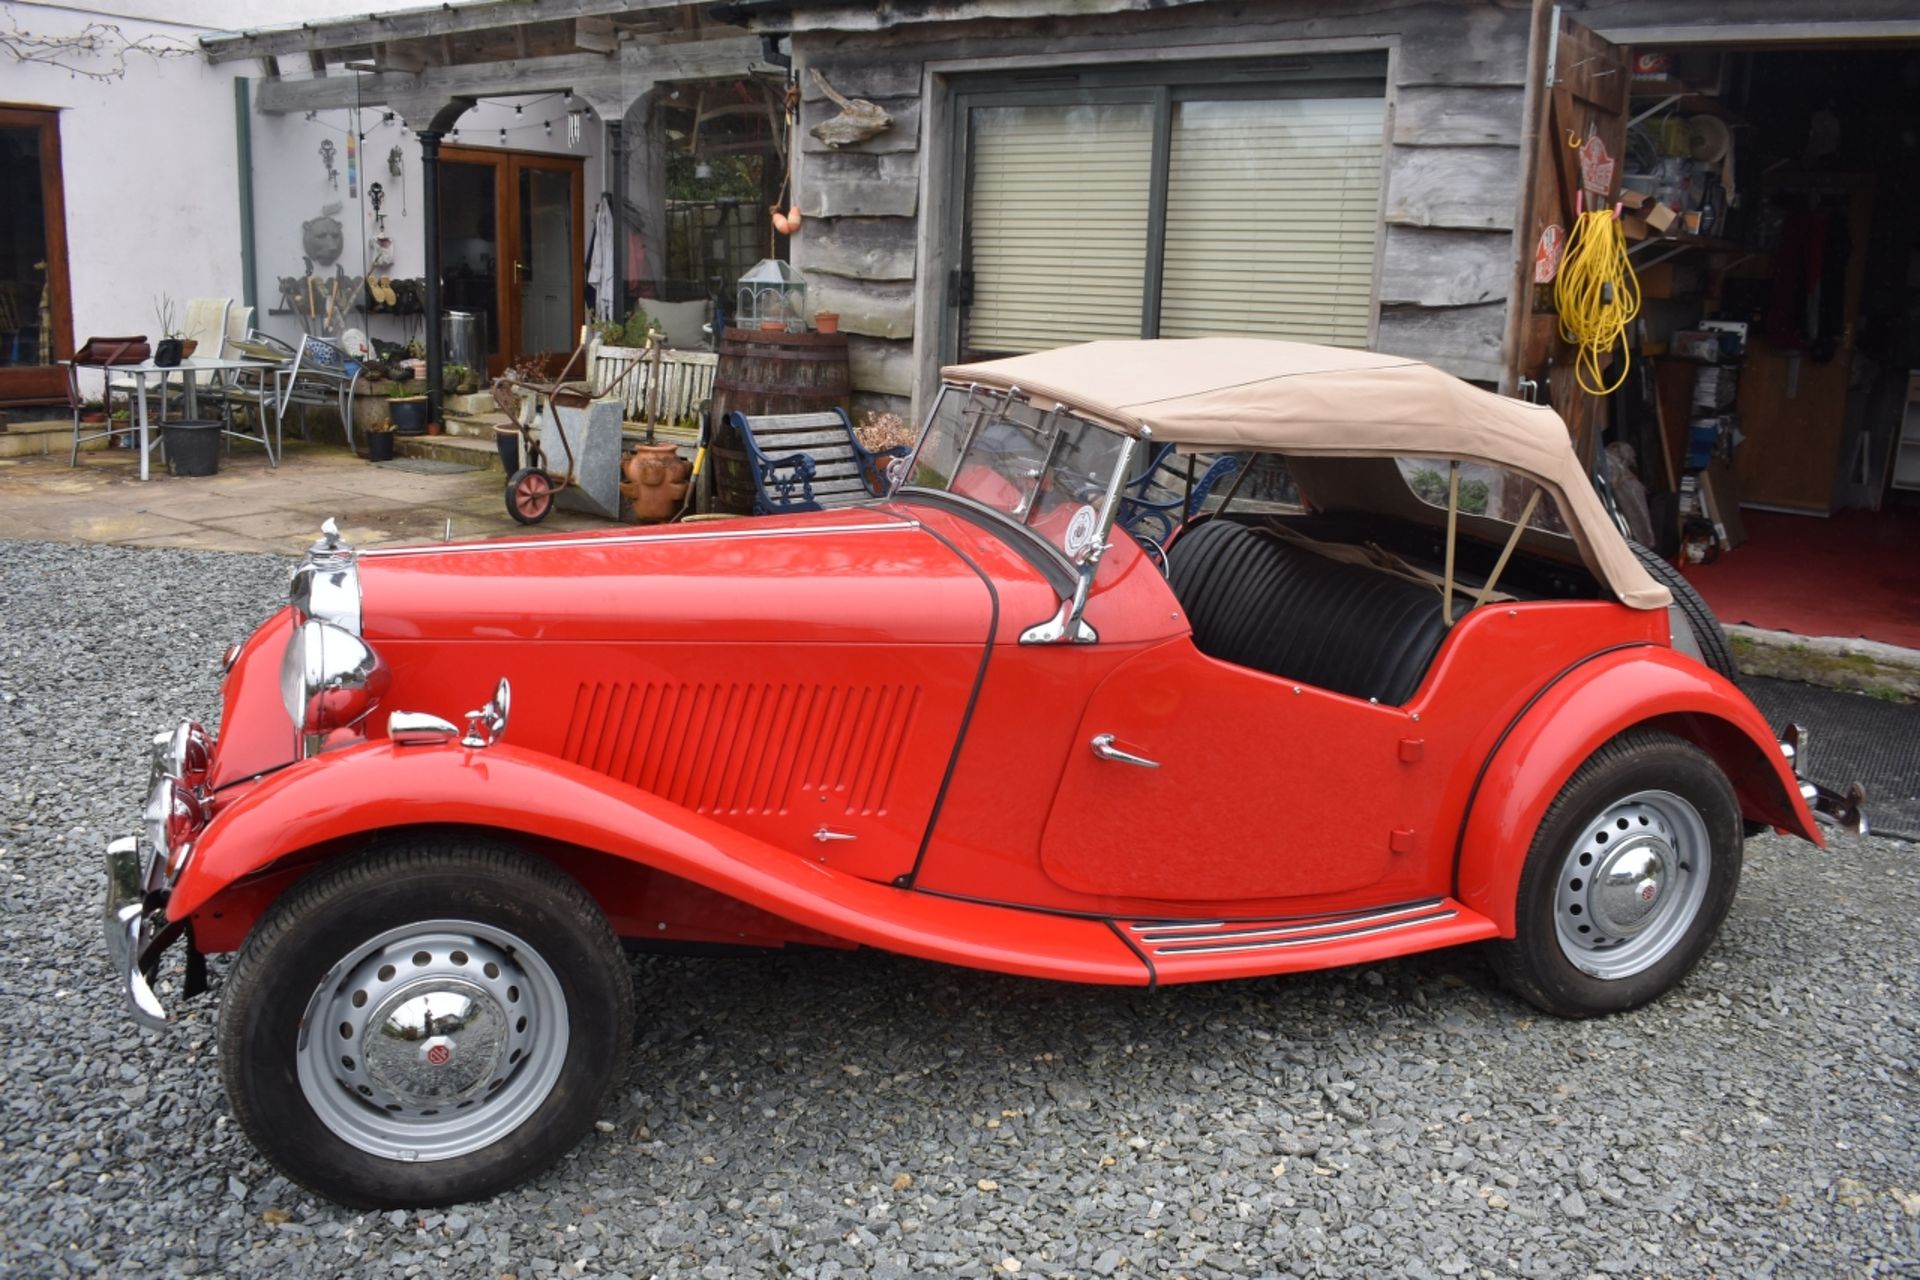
[173,740,1141,984]
[1455,646,1819,936]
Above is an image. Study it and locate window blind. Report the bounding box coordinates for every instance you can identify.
[964,102,1154,356]
[1158,97,1385,346]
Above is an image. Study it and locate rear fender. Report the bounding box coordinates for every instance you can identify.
[172,741,1142,984]
[1455,646,1819,935]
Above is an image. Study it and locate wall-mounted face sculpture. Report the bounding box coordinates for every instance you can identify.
[302,215,345,267]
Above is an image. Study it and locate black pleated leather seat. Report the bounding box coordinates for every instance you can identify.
[1166,520,1454,705]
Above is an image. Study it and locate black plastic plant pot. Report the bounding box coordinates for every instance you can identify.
[153,338,183,369]
[389,398,428,435]
[495,430,520,472]
[161,420,220,476]
[367,431,395,462]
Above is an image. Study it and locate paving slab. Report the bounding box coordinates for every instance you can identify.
[0,441,610,556]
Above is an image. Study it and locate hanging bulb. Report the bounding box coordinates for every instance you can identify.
[514,104,523,115]
[544,120,552,137]
[499,128,507,144]
[563,91,573,107]
[383,111,394,126]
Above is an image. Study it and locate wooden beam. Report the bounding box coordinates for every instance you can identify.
[201,0,695,65]
[377,42,426,75]
[255,35,763,117]
[574,17,618,54]
[306,50,326,76]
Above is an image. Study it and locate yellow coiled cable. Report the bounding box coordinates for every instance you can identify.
[1553,208,1642,395]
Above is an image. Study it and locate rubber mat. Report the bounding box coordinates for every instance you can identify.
[1740,677,1920,841]
[373,457,487,475]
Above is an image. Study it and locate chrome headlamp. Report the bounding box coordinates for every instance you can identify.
[283,519,388,755]
[281,618,390,753]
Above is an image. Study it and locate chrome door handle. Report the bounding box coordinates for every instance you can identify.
[1090,733,1159,768]
[813,826,857,842]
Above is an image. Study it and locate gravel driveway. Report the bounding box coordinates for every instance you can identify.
[1,539,1916,1279]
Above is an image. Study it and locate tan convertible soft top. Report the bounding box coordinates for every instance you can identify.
[943,338,1670,610]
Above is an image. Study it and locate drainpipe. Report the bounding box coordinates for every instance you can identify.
[607,118,628,323]
[234,78,258,314]
[419,127,446,425]
[418,98,473,426]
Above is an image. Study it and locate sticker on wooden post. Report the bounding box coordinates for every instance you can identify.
[1579,135,1615,198]
[1534,223,1566,284]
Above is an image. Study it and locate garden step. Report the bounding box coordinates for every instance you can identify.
[391,432,503,472]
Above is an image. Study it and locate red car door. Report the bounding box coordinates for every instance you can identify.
[1038,637,1446,911]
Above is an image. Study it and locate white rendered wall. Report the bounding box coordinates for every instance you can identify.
[248,94,605,353]
[2,2,605,396]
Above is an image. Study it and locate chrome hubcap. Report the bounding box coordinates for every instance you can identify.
[296,921,568,1162]
[1554,791,1711,980]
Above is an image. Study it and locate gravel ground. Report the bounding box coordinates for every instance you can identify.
[1,538,1917,1280]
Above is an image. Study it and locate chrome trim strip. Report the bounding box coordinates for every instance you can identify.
[1149,908,1459,956]
[1128,898,1447,941]
[360,519,918,560]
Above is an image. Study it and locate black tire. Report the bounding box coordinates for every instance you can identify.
[1627,539,1737,682]
[219,835,632,1208]
[1489,729,1742,1018]
[506,467,553,524]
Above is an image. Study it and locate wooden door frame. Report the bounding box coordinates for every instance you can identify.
[0,105,74,405]
[439,145,585,377]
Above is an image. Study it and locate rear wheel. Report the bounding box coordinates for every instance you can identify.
[219,837,631,1207]
[1628,539,1737,682]
[506,467,554,524]
[1490,729,1742,1018]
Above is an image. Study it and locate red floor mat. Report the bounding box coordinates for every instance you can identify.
[1679,507,1920,649]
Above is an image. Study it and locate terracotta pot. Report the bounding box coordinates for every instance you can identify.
[621,442,692,523]
[814,312,840,334]
[425,419,444,436]
[179,339,198,359]
[758,320,786,331]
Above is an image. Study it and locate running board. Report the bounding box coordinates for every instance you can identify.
[1118,897,1499,986]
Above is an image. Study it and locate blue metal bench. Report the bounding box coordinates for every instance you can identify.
[729,408,908,514]
[1120,444,1244,542]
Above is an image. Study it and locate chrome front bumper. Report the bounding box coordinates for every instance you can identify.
[1782,723,1868,836]
[105,835,180,1030]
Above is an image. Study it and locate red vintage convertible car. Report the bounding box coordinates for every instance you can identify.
[109,339,1859,1207]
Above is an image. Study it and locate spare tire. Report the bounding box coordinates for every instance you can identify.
[1628,539,1738,683]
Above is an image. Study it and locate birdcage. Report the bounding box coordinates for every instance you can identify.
[735,259,807,331]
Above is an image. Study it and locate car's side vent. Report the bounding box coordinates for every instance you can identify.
[560,681,923,817]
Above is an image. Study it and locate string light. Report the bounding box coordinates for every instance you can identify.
[499,128,506,144]
[544,120,552,137]
[514,104,522,115]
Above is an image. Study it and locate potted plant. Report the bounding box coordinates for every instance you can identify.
[386,382,429,435]
[813,311,840,335]
[364,418,396,462]
[153,296,185,368]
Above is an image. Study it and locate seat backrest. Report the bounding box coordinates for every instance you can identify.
[223,305,254,357]
[182,298,231,385]
[1166,519,1456,706]
[733,409,875,509]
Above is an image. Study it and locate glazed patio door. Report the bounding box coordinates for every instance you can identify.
[0,106,74,405]
[438,147,584,377]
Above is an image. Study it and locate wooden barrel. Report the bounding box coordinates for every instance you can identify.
[707,328,852,514]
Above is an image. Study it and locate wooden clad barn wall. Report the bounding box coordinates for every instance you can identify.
[787,0,1536,412]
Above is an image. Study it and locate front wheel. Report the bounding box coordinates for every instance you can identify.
[219,837,632,1207]
[1490,729,1742,1018]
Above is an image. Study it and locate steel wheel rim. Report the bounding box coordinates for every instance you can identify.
[295,919,570,1162]
[514,472,551,518]
[1553,790,1711,980]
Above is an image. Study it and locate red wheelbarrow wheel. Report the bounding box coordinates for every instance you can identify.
[506,467,554,524]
